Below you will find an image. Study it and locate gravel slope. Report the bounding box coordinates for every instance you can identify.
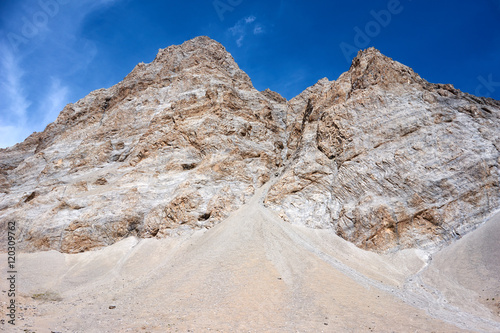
[1,181,499,332]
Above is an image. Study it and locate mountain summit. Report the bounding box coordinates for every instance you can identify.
[0,36,499,254]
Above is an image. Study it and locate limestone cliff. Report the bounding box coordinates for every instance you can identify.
[265,48,500,251]
[0,38,498,253]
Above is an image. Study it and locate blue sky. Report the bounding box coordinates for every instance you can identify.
[0,0,499,148]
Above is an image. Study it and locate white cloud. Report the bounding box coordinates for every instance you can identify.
[0,125,32,149]
[0,45,31,148]
[0,46,69,148]
[253,25,264,35]
[228,15,265,47]
[228,19,245,36]
[0,46,30,120]
[41,78,69,125]
[245,16,256,24]
[235,35,245,47]
[0,0,123,148]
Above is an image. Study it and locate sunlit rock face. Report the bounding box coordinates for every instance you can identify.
[0,38,499,253]
[265,48,500,252]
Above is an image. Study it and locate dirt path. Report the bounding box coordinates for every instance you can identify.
[1,181,500,332]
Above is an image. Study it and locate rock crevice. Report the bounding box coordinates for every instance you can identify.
[0,37,499,254]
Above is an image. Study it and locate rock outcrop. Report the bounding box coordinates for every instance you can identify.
[0,37,287,253]
[265,48,500,252]
[0,38,499,253]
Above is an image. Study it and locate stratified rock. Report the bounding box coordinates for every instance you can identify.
[0,36,286,253]
[0,40,498,254]
[265,48,500,252]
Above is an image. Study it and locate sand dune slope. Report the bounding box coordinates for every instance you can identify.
[1,182,500,332]
[422,210,500,323]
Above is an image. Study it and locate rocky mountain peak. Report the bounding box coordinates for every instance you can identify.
[155,35,225,58]
[0,37,499,255]
[347,47,424,90]
[260,88,287,103]
[147,35,251,85]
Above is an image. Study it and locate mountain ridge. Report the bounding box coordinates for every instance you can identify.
[0,36,499,254]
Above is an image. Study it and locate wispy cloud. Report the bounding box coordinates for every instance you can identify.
[245,16,256,24]
[228,15,265,47]
[0,44,31,148]
[0,46,30,120]
[41,78,69,125]
[0,0,123,148]
[253,25,264,35]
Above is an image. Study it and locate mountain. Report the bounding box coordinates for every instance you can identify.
[1,36,500,332]
[0,36,499,255]
[266,47,500,252]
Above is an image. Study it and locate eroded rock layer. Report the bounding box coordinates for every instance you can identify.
[0,37,498,253]
[265,48,500,252]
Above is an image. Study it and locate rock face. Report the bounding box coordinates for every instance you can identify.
[0,37,287,253]
[266,48,500,252]
[0,37,499,253]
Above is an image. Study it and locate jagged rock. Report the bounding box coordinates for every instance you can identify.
[265,47,500,252]
[0,39,498,254]
[0,36,287,253]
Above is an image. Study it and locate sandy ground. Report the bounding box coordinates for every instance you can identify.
[1,180,500,332]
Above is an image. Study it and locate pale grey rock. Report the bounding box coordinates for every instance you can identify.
[0,36,286,253]
[0,41,498,254]
[265,48,500,252]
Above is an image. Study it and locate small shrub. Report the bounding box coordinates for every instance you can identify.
[31,291,62,302]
